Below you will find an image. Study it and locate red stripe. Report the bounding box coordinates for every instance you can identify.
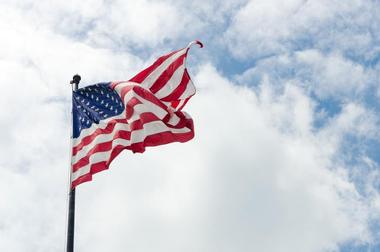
[71,173,92,188]
[129,112,161,130]
[72,119,127,155]
[73,113,161,171]
[73,98,162,158]
[161,69,190,102]
[110,81,126,89]
[120,85,168,111]
[71,144,132,188]
[72,130,131,172]
[178,96,193,111]
[73,86,163,155]
[71,124,194,188]
[129,129,194,153]
[162,111,189,128]
[72,130,194,188]
[149,54,186,94]
[194,40,203,48]
[129,49,181,84]
[72,113,193,172]
[71,42,202,188]
[170,100,180,109]
[126,97,141,120]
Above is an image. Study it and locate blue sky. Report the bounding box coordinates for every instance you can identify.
[0,1,379,251]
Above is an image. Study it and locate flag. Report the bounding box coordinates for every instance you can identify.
[70,41,203,188]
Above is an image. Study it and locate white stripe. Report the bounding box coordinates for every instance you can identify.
[73,112,125,146]
[175,99,186,110]
[73,105,185,165]
[161,101,171,107]
[122,86,168,120]
[115,82,168,121]
[182,111,192,119]
[167,113,180,126]
[73,101,171,164]
[73,86,171,163]
[140,48,187,89]
[72,138,131,181]
[130,120,191,144]
[113,81,136,94]
[72,121,192,182]
[114,81,168,120]
[179,79,195,100]
[72,122,130,164]
[127,103,161,122]
[154,64,185,99]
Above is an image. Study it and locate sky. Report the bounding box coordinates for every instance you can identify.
[0,0,380,251]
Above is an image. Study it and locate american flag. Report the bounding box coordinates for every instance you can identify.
[71,41,203,188]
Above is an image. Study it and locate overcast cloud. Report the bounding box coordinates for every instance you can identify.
[0,1,379,252]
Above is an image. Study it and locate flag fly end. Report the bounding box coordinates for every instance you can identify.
[187,40,204,49]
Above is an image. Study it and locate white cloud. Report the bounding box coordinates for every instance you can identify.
[237,49,372,101]
[0,1,379,252]
[3,0,250,53]
[86,0,198,49]
[3,0,207,50]
[320,103,379,141]
[73,65,372,252]
[295,50,368,99]
[223,0,378,61]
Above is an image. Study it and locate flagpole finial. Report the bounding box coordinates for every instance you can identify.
[70,74,81,91]
[70,74,81,85]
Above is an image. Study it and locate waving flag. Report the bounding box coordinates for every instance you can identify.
[70,41,203,188]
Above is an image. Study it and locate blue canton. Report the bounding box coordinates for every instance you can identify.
[72,82,124,138]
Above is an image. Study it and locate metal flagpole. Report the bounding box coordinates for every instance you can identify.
[67,74,81,252]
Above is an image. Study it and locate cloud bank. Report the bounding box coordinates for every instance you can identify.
[0,1,379,252]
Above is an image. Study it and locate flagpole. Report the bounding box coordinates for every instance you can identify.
[67,74,81,252]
